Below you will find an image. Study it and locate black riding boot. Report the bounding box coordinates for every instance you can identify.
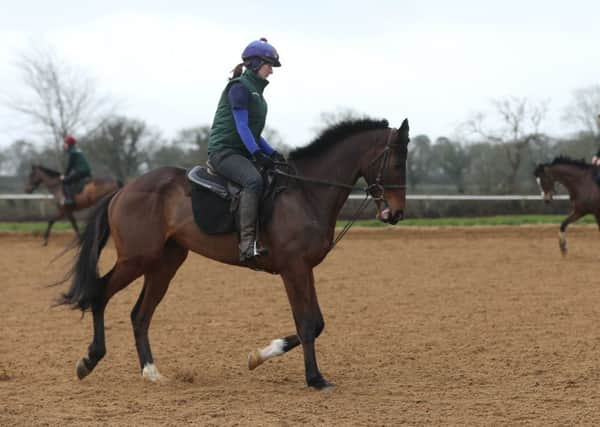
[63,184,74,207]
[238,190,268,262]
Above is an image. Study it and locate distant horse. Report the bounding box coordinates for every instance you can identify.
[534,156,600,255]
[24,165,121,245]
[58,118,410,390]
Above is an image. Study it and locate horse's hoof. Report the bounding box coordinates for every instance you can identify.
[308,377,335,390]
[76,359,91,380]
[248,349,263,370]
[559,245,567,256]
[142,363,164,383]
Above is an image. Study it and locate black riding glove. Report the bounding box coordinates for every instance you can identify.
[271,151,286,164]
[253,151,275,170]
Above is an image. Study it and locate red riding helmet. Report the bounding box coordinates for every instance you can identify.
[64,135,77,146]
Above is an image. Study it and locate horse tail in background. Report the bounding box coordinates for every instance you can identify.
[58,191,116,311]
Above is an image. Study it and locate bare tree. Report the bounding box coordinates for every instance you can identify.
[262,126,292,156]
[312,107,367,134]
[464,97,549,192]
[563,84,600,135]
[3,45,114,167]
[82,116,161,181]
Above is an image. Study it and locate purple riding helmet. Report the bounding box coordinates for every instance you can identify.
[242,38,281,71]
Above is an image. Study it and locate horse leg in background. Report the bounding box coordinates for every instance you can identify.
[594,212,600,231]
[66,211,81,241]
[559,210,584,256]
[248,334,300,370]
[42,211,65,246]
[76,260,145,380]
[131,240,188,382]
[277,266,331,389]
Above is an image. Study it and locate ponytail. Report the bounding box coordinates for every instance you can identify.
[230,63,244,80]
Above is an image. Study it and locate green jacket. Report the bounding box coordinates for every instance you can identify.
[207,70,268,155]
[65,145,91,176]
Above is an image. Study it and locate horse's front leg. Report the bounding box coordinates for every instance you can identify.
[248,334,300,370]
[43,211,64,246]
[559,210,584,256]
[279,266,332,389]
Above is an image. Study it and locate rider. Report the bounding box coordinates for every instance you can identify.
[61,135,92,207]
[207,38,286,262]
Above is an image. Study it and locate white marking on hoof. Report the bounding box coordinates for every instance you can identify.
[248,349,263,370]
[142,363,163,382]
[248,338,285,370]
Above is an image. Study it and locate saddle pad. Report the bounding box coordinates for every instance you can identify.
[190,186,237,234]
[187,165,230,199]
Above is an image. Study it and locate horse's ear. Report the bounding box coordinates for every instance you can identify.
[400,118,409,131]
[397,118,409,142]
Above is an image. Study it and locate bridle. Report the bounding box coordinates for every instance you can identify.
[272,128,407,248]
[363,128,407,201]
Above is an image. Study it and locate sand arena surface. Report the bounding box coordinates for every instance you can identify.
[2,226,600,425]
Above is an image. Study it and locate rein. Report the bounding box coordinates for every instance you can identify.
[272,128,406,249]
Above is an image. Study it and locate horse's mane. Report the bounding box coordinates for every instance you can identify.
[288,118,389,161]
[35,165,61,177]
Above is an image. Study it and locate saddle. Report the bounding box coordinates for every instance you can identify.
[187,163,285,235]
[68,177,92,195]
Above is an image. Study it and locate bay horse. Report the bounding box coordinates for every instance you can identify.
[58,118,410,390]
[24,165,121,245]
[534,156,600,255]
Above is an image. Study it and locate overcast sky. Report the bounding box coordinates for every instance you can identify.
[1,0,599,148]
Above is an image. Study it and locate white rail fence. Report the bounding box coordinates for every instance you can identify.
[0,193,571,221]
[0,193,570,201]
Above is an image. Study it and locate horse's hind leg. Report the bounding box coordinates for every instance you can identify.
[76,260,144,380]
[559,211,584,256]
[131,241,188,382]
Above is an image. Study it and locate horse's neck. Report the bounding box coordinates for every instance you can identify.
[39,170,62,193]
[552,165,589,194]
[291,134,375,229]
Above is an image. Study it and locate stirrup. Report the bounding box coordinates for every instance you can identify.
[240,241,269,262]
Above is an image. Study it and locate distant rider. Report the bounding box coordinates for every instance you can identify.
[61,135,92,207]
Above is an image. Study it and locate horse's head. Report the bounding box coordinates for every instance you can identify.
[24,164,42,193]
[361,118,410,224]
[534,163,554,203]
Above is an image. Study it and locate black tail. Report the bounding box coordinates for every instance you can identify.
[58,191,116,311]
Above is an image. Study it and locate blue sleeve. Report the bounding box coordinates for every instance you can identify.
[231,109,260,154]
[228,83,260,154]
[257,137,275,155]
